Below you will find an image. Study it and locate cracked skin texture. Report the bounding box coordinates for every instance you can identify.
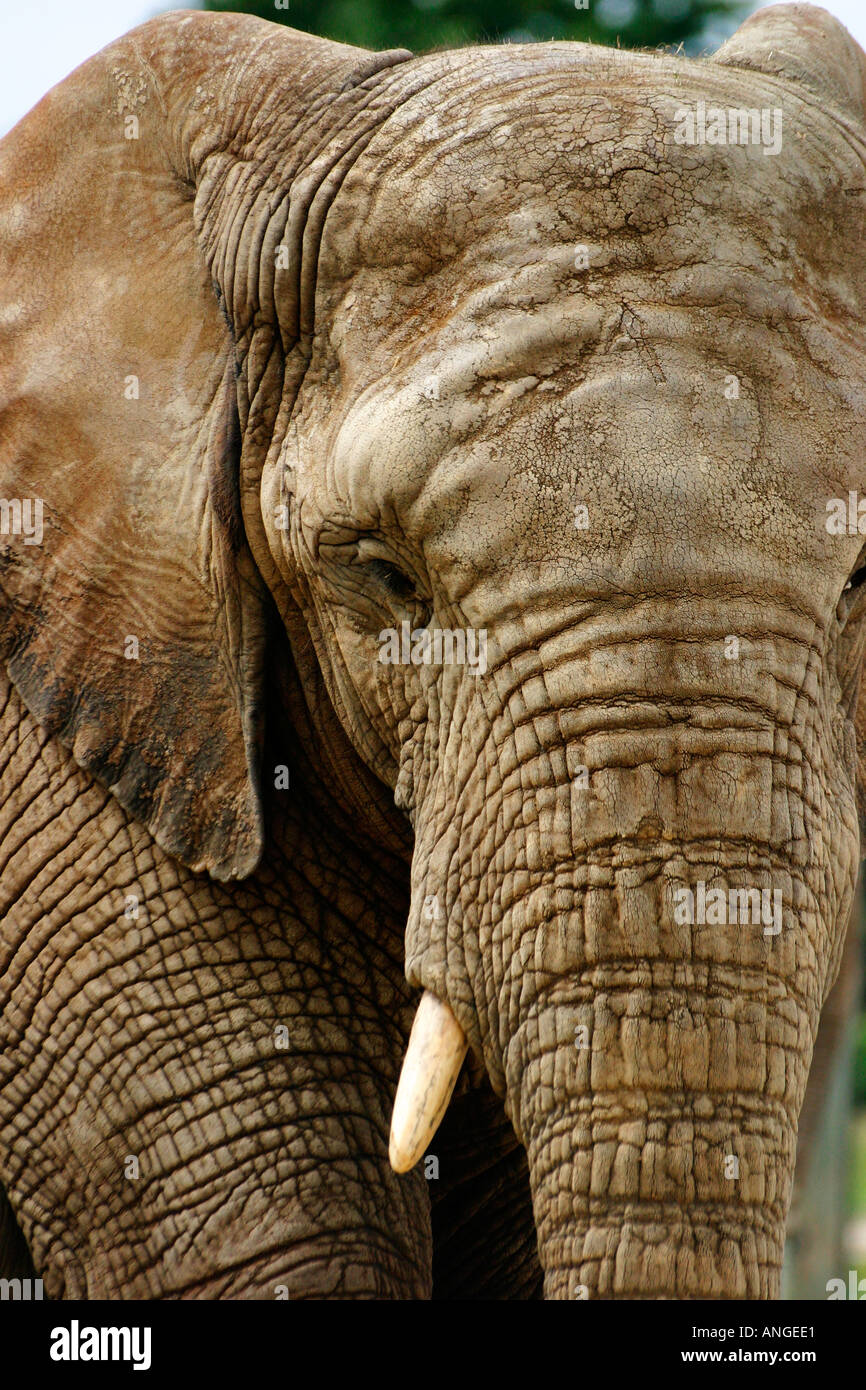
[0,4,865,1298]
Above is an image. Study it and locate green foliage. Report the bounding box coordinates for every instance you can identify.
[203,0,749,56]
[855,1013,866,1106]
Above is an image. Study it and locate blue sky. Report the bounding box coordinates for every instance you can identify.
[1,1,865,138]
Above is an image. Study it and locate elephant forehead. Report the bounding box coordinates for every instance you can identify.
[316,256,866,523]
[311,240,866,560]
[313,52,866,450]
[297,44,866,615]
[322,43,866,293]
[303,291,866,631]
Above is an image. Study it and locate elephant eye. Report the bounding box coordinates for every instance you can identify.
[844,563,866,593]
[363,556,418,603]
[838,550,866,627]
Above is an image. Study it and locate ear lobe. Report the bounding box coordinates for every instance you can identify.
[713,3,866,125]
[0,69,268,879]
[0,12,411,880]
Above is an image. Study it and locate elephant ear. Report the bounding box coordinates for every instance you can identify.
[713,3,866,123]
[0,13,411,880]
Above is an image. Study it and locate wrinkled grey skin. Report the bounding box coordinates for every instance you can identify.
[0,4,865,1299]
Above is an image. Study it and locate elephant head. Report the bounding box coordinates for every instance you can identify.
[1,3,865,1299]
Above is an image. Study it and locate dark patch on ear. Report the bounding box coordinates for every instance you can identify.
[3,610,264,880]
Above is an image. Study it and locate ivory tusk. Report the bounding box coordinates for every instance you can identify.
[389,990,468,1173]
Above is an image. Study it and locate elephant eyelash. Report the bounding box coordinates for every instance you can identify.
[362,556,420,604]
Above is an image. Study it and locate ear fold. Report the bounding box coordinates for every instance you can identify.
[713,3,866,124]
[0,13,411,879]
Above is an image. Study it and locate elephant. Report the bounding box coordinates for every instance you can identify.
[0,0,864,1301]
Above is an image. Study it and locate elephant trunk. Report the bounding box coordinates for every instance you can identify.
[397,647,857,1297]
[509,971,802,1299]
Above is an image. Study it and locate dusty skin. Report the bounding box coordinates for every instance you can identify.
[0,3,865,1299]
